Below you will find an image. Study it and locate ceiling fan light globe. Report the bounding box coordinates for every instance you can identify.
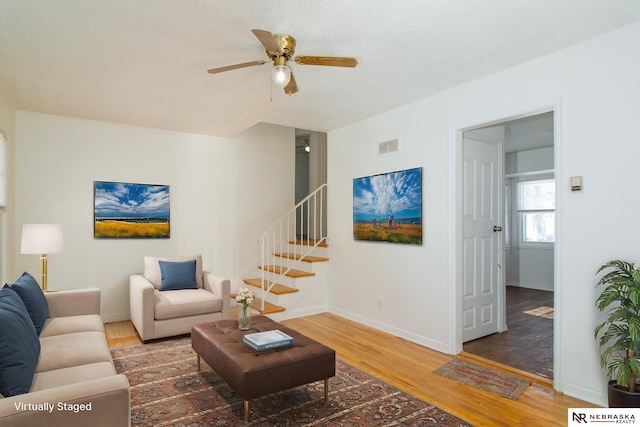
[272,65,291,87]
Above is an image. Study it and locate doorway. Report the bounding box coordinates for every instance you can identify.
[461,112,555,380]
[295,129,328,239]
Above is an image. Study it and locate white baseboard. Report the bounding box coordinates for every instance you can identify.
[329,306,450,354]
[560,382,607,407]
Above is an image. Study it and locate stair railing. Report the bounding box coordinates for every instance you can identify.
[257,184,327,311]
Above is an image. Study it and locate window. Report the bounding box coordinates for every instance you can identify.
[0,131,6,211]
[518,179,555,244]
[0,130,5,287]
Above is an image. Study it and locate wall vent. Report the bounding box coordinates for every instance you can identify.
[378,139,399,155]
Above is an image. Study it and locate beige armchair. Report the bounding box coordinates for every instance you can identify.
[129,255,230,342]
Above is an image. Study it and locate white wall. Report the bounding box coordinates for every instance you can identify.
[14,112,294,322]
[327,21,640,406]
[328,106,453,352]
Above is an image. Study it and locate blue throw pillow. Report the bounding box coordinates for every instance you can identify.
[0,285,41,397]
[10,272,49,335]
[159,260,198,291]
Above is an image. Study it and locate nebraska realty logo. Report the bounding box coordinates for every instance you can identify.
[569,408,639,425]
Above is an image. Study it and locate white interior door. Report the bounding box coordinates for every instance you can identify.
[462,129,504,342]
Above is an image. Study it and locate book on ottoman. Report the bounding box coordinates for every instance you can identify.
[243,330,294,351]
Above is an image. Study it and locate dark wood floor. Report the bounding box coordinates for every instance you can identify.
[463,286,554,380]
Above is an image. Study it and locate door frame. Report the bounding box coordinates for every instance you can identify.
[448,103,563,389]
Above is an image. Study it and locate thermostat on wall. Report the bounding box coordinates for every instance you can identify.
[571,176,582,192]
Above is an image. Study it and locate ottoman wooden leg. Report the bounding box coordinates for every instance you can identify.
[324,378,329,400]
[244,400,250,422]
[197,354,201,371]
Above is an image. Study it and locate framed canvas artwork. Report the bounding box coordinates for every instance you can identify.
[94,181,170,238]
[353,167,422,244]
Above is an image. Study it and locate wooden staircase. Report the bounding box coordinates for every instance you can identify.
[240,240,329,316]
[235,185,329,318]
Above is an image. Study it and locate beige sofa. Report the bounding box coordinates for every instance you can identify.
[129,255,230,342]
[0,288,130,427]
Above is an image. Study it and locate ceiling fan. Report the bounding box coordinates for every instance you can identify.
[207,29,358,95]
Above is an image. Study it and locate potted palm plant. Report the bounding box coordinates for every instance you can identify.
[594,260,640,407]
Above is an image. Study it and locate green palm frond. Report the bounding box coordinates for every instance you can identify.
[594,260,640,389]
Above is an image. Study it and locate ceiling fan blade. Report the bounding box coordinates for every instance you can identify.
[284,72,298,95]
[207,60,267,74]
[294,56,358,67]
[251,29,282,54]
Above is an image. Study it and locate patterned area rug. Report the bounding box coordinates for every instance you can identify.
[111,337,473,426]
[434,359,530,400]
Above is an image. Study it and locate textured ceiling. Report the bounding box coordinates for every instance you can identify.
[1,1,639,137]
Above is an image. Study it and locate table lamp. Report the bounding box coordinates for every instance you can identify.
[20,224,64,291]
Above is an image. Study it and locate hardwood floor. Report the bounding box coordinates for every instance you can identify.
[105,312,596,426]
[463,286,554,380]
[104,320,142,347]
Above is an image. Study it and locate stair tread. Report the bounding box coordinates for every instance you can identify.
[250,297,285,315]
[243,278,299,294]
[259,265,315,278]
[231,295,286,315]
[274,252,329,262]
[289,240,328,248]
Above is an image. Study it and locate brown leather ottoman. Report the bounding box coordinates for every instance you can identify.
[191,315,335,422]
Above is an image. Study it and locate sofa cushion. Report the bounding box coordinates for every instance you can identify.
[36,331,112,373]
[0,285,41,396]
[154,288,223,320]
[144,255,203,289]
[30,362,116,392]
[40,314,105,338]
[9,272,49,335]
[159,260,198,291]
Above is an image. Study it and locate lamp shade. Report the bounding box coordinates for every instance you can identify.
[20,224,64,254]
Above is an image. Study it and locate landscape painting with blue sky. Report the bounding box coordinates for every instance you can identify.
[353,167,422,244]
[94,181,169,219]
[94,181,170,238]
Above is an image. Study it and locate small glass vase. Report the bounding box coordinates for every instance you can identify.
[237,303,251,330]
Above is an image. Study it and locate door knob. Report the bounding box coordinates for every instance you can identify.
[493,226,503,232]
